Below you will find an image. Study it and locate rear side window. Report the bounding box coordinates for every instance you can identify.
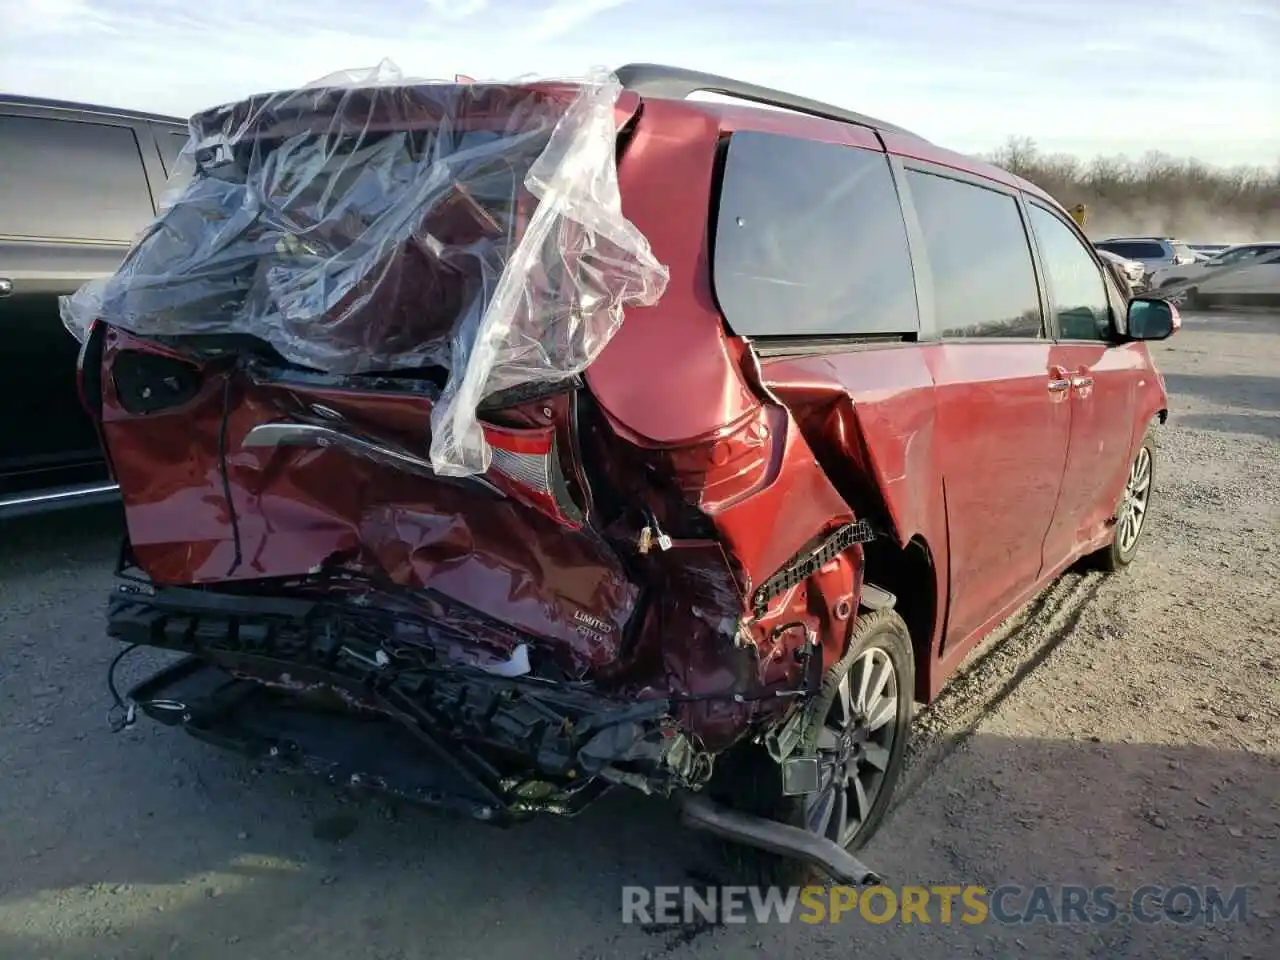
[904,169,1042,338]
[156,129,194,194]
[1027,204,1111,341]
[1097,240,1164,259]
[157,130,188,174]
[0,114,153,242]
[712,131,918,338]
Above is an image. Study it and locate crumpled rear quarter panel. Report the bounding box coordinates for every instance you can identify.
[98,328,636,678]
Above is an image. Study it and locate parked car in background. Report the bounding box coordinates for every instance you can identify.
[0,96,188,519]
[77,64,1180,885]
[1188,243,1230,258]
[1096,248,1146,294]
[1149,241,1280,289]
[1094,236,1199,281]
[1151,244,1280,309]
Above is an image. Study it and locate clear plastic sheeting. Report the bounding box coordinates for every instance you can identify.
[60,61,668,476]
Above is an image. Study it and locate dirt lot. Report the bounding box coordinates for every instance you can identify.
[1,309,1277,960]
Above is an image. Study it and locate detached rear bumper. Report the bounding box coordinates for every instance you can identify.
[110,582,882,885]
[129,655,533,822]
[109,582,692,822]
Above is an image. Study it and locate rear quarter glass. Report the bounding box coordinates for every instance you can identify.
[711,130,919,339]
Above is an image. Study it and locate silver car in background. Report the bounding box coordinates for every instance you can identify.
[1149,243,1280,309]
[1150,242,1280,289]
[1096,248,1146,294]
[1188,243,1230,258]
[1094,236,1198,284]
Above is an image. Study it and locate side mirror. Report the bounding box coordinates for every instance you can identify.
[1127,296,1180,341]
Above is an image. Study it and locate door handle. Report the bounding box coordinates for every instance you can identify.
[0,278,12,298]
[1071,375,1094,389]
[1047,377,1070,392]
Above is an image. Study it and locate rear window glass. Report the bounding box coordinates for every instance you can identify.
[712,131,918,338]
[154,129,194,195]
[904,169,1042,338]
[157,130,188,172]
[1097,240,1164,259]
[0,114,153,242]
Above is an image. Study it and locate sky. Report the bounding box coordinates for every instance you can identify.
[0,0,1276,167]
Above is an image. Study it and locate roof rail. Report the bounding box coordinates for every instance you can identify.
[614,63,922,139]
[0,92,185,125]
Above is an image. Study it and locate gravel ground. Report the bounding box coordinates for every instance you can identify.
[1,310,1276,960]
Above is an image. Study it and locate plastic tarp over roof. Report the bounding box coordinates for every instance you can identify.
[61,62,669,476]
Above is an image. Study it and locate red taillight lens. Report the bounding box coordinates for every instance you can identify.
[482,424,584,528]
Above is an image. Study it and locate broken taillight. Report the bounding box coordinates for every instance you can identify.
[482,424,585,529]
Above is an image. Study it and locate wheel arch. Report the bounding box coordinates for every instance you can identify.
[861,532,940,703]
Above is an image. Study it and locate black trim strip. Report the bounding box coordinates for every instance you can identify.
[752,520,876,616]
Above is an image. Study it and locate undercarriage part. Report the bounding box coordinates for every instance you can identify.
[129,655,521,822]
[663,731,715,786]
[108,584,693,808]
[751,519,876,616]
[763,698,812,764]
[779,756,821,795]
[678,792,881,886]
[762,685,825,795]
[858,582,897,611]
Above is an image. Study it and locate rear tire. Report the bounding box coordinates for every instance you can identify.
[711,609,914,885]
[1160,281,1201,310]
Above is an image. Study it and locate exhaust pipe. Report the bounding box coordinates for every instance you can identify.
[679,793,882,886]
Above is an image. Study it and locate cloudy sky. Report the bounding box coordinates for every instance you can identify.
[1,0,1276,166]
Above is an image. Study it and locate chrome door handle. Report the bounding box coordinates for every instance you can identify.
[1071,375,1094,389]
[0,278,12,298]
[1047,378,1070,392]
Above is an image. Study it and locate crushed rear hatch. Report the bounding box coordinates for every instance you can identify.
[64,66,667,678]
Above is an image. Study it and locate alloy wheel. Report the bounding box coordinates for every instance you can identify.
[804,646,900,847]
[1117,446,1152,554]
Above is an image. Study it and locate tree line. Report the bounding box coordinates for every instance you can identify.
[985,137,1280,243]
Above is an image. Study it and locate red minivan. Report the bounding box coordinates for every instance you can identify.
[68,64,1177,884]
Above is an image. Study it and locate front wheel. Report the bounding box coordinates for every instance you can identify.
[1097,429,1156,571]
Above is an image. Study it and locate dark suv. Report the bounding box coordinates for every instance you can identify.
[0,96,188,518]
[69,65,1178,883]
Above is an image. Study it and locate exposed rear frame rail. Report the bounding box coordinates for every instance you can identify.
[614,63,923,139]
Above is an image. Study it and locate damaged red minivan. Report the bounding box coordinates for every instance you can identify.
[64,63,1178,884]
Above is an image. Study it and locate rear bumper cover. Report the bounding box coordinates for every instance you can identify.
[111,581,881,884]
[110,582,691,822]
[129,655,537,822]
